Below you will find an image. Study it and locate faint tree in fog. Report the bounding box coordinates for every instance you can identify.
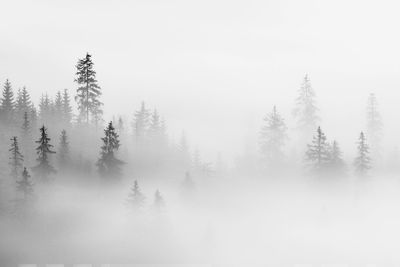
[117,116,124,134]
[153,189,165,211]
[327,140,346,176]
[57,130,70,170]
[178,131,191,170]
[21,111,30,137]
[39,93,52,123]
[305,126,330,173]
[16,167,34,202]
[127,180,146,210]
[75,53,103,125]
[62,89,73,125]
[97,121,124,178]
[32,125,56,181]
[15,86,33,123]
[9,136,23,180]
[132,101,150,143]
[293,75,319,141]
[354,132,371,177]
[366,93,383,159]
[54,91,63,121]
[259,106,288,166]
[1,79,15,124]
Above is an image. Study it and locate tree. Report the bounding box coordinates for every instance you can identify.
[9,137,24,180]
[127,180,145,210]
[153,190,165,211]
[1,79,15,124]
[259,106,288,166]
[354,132,371,177]
[132,101,150,142]
[327,140,346,176]
[305,126,331,173]
[178,131,191,169]
[57,130,70,169]
[97,121,124,178]
[32,125,56,181]
[54,91,63,121]
[39,93,52,123]
[293,75,319,140]
[62,89,73,125]
[74,53,103,125]
[16,167,34,201]
[366,93,383,159]
[148,109,161,140]
[15,86,32,121]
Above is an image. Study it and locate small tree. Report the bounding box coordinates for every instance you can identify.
[62,89,73,125]
[327,140,346,176]
[153,190,165,211]
[97,121,124,178]
[17,167,34,201]
[305,126,331,174]
[1,79,15,124]
[57,130,70,169]
[127,180,146,210]
[132,101,150,143]
[9,136,24,180]
[32,125,56,181]
[354,132,371,177]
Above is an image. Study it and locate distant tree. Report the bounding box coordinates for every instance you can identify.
[117,116,124,134]
[178,131,191,169]
[354,132,371,177]
[16,167,34,202]
[305,126,331,173]
[192,148,201,171]
[57,130,70,169]
[153,190,165,211]
[97,121,124,178]
[1,79,15,124]
[39,93,52,123]
[62,89,73,125]
[21,111,30,135]
[20,111,33,165]
[32,125,56,181]
[132,101,150,142]
[54,91,63,121]
[9,137,24,180]
[148,109,161,139]
[74,53,103,125]
[366,93,383,159]
[181,171,196,201]
[327,140,346,176]
[15,86,32,120]
[293,75,319,140]
[30,107,38,130]
[127,180,146,210]
[259,106,288,166]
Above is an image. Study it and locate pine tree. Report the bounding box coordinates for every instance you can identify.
[259,106,288,165]
[9,136,24,180]
[32,125,56,181]
[54,91,63,121]
[366,93,383,158]
[117,116,124,134]
[16,167,34,201]
[305,126,331,173]
[153,190,165,211]
[148,109,161,138]
[21,111,30,135]
[97,121,124,178]
[178,131,191,169]
[127,180,145,210]
[327,140,346,175]
[132,101,150,142]
[62,89,73,125]
[1,79,15,124]
[57,130,70,169]
[15,86,32,120]
[39,93,52,123]
[74,53,103,125]
[293,75,319,140]
[354,132,371,177]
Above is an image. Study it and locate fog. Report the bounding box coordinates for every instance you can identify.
[1,0,400,265]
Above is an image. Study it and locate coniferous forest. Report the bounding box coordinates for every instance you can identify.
[3,1,400,265]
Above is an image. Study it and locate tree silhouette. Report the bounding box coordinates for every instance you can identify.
[9,136,23,180]
[305,126,330,174]
[354,132,371,177]
[32,125,56,181]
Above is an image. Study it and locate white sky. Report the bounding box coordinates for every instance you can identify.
[1,0,400,163]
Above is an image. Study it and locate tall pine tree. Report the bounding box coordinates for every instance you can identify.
[57,130,70,170]
[354,132,371,177]
[32,125,56,181]
[366,93,383,160]
[1,79,15,124]
[305,126,331,174]
[9,136,24,180]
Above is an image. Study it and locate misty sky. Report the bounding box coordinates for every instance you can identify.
[1,0,400,163]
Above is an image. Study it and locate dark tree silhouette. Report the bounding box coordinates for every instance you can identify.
[97,121,123,178]
[354,132,371,177]
[9,136,23,180]
[1,79,15,124]
[75,53,103,125]
[32,125,56,181]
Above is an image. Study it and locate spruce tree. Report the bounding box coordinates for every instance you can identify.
[57,130,70,169]
[9,136,24,180]
[366,93,383,159]
[1,79,15,124]
[32,125,56,181]
[16,167,34,201]
[15,86,32,120]
[259,106,288,165]
[127,180,145,210]
[178,131,191,169]
[97,121,124,178]
[153,190,165,211]
[39,93,52,123]
[132,101,150,142]
[54,91,63,121]
[305,126,331,173]
[293,75,319,140]
[74,53,103,125]
[62,89,73,125]
[354,132,371,177]
[327,140,346,175]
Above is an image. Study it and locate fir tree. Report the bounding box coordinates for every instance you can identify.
[16,167,34,201]
[354,132,371,177]
[148,109,161,139]
[32,125,56,181]
[1,79,15,124]
[178,131,191,169]
[132,101,150,142]
[54,91,63,121]
[62,89,73,125]
[259,106,288,165]
[39,93,52,123]
[305,126,331,173]
[127,180,145,210]
[153,190,165,211]
[366,93,383,159]
[97,121,124,178]
[117,116,124,134]
[57,130,70,169]
[327,140,346,175]
[15,86,32,119]
[9,136,24,180]
[74,53,103,125]
[293,75,319,140]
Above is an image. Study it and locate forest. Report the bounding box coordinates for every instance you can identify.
[0,53,399,266]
